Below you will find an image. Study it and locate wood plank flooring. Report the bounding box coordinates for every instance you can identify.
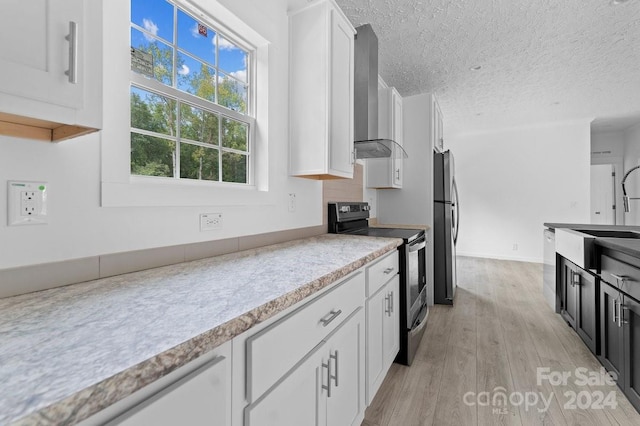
[362,256,640,426]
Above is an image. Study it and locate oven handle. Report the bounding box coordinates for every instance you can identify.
[407,237,426,252]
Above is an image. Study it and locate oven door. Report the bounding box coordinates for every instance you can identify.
[406,235,427,326]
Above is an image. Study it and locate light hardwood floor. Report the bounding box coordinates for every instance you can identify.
[362,256,640,426]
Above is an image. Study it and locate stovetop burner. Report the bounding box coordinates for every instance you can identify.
[341,226,424,242]
[328,201,424,242]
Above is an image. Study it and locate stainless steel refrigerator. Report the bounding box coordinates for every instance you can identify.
[433,150,459,305]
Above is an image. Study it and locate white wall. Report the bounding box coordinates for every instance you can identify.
[0,0,323,269]
[377,93,434,304]
[447,120,591,263]
[623,123,640,225]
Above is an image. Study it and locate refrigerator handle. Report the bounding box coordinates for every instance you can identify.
[452,178,460,244]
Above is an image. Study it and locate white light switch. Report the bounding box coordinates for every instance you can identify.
[8,181,48,226]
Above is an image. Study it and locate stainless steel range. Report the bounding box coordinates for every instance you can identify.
[328,202,428,365]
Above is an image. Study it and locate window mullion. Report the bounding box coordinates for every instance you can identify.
[218,112,223,182]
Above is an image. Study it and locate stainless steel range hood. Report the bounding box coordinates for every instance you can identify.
[353,24,407,159]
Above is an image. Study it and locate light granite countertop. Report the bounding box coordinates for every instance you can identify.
[0,234,401,425]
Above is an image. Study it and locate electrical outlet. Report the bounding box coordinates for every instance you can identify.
[200,213,222,231]
[8,181,48,226]
[512,243,518,251]
[288,193,296,212]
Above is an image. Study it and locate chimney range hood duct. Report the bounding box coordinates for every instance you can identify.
[353,24,407,160]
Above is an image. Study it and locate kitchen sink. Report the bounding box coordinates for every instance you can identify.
[555,228,640,270]
[576,229,640,239]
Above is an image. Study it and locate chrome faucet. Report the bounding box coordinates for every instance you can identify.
[622,165,640,212]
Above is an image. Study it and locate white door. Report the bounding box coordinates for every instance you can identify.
[591,164,616,225]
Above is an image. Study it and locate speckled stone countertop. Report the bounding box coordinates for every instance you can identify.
[0,234,401,425]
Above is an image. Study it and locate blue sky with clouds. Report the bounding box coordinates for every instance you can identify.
[131,0,247,83]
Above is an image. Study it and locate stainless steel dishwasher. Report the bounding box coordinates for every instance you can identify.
[543,228,556,311]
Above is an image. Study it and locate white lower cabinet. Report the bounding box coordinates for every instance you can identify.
[245,342,325,426]
[246,308,365,426]
[85,255,399,426]
[81,341,232,426]
[366,276,400,405]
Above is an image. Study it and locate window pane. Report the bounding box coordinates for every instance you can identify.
[177,52,216,102]
[221,117,247,151]
[131,0,174,43]
[131,86,177,136]
[180,143,219,181]
[217,35,247,83]
[131,27,174,86]
[222,152,247,183]
[131,133,176,178]
[218,74,247,113]
[177,9,216,66]
[180,104,219,145]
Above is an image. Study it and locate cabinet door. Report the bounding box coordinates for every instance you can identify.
[328,7,354,177]
[576,268,598,354]
[366,286,386,404]
[245,343,325,426]
[325,308,365,426]
[622,295,640,411]
[391,90,403,187]
[110,352,230,426]
[560,259,577,329]
[0,0,84,108]
[383,277,400,367]
[599,282,625,388]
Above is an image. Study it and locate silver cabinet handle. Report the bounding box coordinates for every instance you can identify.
[320,309,342,327]
[383,267,395,274]
[384,294,391,315]
[573,272,580,285]
[610,273,629,284]
[613,298,618,324]
[321,359,331,397]
[65,21,78,84]
[620,304,629,326]
[330,351,338,387]
[569,271,575,287]
[390,291,394,314]
[395,169,400,180]
[618,301,622,328]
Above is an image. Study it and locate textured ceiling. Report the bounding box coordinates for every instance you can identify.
[332,0,640,135]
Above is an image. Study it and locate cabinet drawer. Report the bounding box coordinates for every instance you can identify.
[246,271,364,401]
[366,250,399,297]
[601,255,640,301]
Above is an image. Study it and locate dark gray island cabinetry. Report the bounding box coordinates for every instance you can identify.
[597,246,640,412]
[558,256,598,354]
[549,224,640,414]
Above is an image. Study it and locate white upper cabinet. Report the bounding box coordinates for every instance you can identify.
[289,0,356,179]
[0,0,101,142]
[367,86,403,188]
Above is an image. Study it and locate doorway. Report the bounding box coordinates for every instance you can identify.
[590,164,616,225]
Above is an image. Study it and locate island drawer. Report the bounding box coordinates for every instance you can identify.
[601,254,640,301]
[245,270,365,401]
[366,250,399,297]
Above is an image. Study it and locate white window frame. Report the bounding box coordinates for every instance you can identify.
[101,0,271,207]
